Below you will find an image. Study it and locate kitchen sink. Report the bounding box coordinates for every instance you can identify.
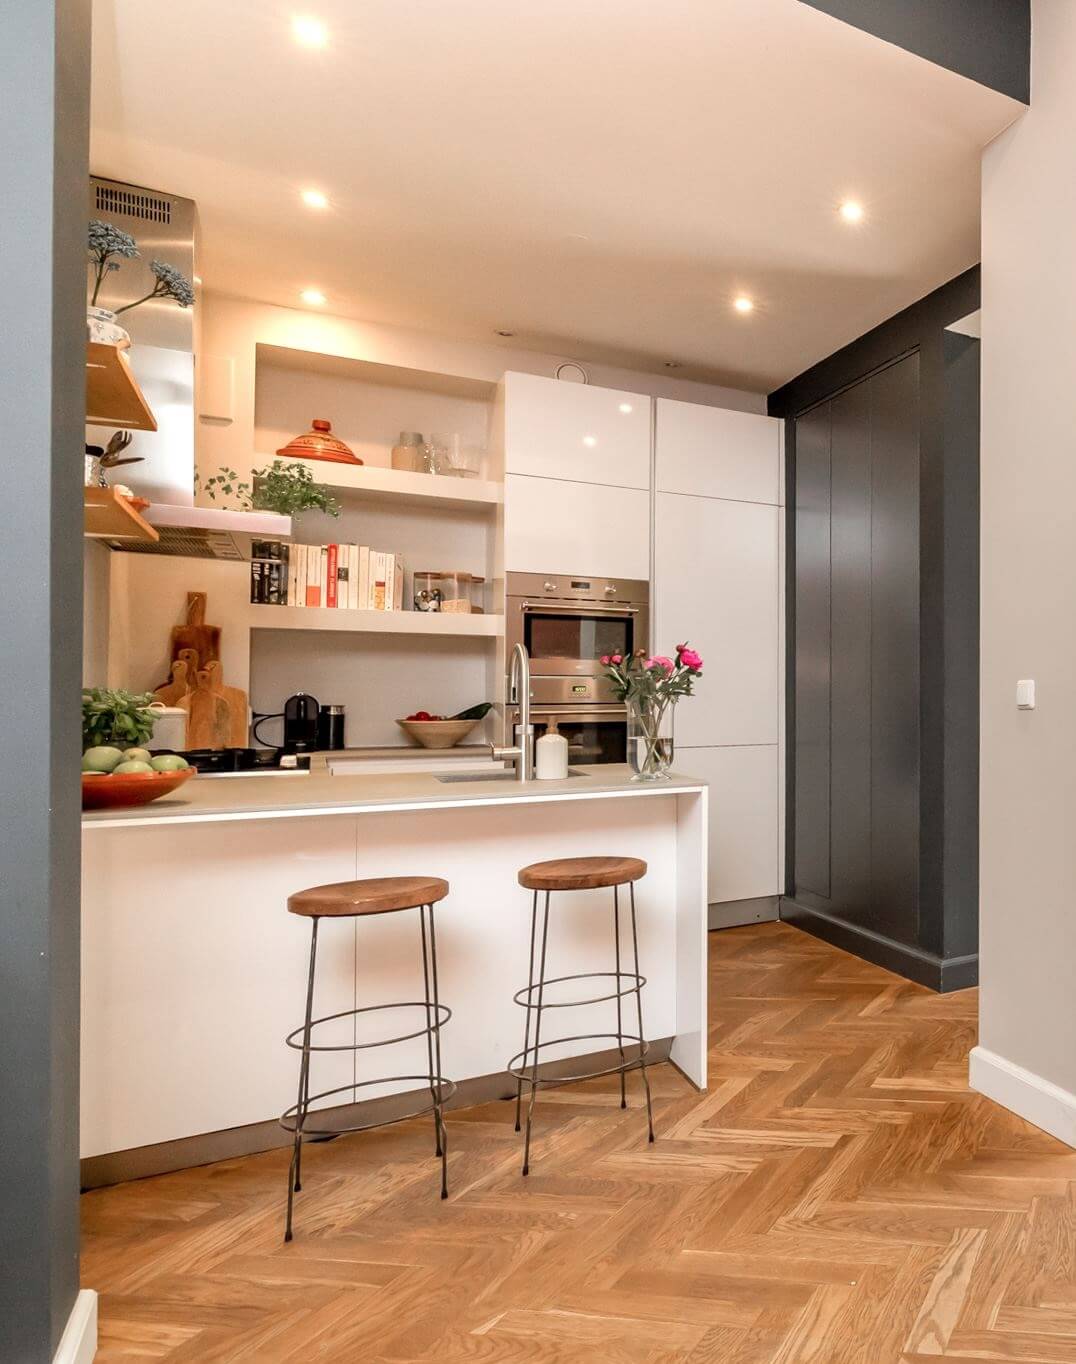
[435,768,589,784]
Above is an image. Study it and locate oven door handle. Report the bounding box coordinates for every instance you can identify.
[520,602,639,616]
[521,706,627,721]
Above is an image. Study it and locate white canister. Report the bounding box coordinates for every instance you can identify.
[535,718,569,780]
[147,704,187,752]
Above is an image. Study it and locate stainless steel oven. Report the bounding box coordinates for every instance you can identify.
[505,572,649,764]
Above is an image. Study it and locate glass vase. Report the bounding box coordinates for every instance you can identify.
[626,698,674,781]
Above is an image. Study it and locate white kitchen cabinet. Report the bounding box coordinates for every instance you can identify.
[656,399,780,505]
[675,745,780,904]
[504,372,651,489]
[655,491,779,748]
[505,473,650,579]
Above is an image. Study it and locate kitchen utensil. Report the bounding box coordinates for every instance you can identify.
[276,418,362,466]
[184,668,231,750]
[81,767,194,810]
[153,657,190,707]
[169,593,221,671]
[204,660,250,747]
[316,704,346,750]
[396,717,480,749]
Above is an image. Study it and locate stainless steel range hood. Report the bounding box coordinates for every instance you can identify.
[88,175,290,557]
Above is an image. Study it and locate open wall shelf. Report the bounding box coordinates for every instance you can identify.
[86,342,158,431]
[244,605,503,637]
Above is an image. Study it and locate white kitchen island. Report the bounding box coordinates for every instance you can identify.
[81,764,708,1182]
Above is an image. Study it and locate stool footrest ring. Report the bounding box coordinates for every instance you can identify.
[280,1075,457,1139]
[285,1000,451,1053]
[508,1033,649,1087]
[512,970,646,1010]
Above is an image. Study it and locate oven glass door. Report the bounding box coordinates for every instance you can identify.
[522,609,637,677]
[527,710,627,765]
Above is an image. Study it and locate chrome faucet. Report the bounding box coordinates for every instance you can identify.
[492,642,534,781]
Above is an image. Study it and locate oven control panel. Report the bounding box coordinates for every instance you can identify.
[507,571,648,603]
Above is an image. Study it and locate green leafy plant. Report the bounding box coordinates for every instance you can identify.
[197,461,341,518]
[82,688,156,750]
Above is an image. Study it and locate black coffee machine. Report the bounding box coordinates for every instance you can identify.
[252,692,320,754]
[252,693,346,753]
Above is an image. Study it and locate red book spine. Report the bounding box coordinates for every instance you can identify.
[326,544,338,608]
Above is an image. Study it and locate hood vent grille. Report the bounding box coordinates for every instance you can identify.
[94,183,172,224]
[108,528,246,560]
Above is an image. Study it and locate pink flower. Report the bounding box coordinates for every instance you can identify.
[678,647,703,671]
[611,653,622,664]
[600,655,611,666]
[647,655,675,675]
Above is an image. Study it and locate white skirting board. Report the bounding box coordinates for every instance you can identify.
[970,1046,1076,1149]
[53,1290,97,1364]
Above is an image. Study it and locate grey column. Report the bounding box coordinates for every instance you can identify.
[0,0,91,1359]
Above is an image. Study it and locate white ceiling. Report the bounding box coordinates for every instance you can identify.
[89,0,1020,392]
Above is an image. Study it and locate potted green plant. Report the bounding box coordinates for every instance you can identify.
[197,461,341,518]
[87,219,195,346]
[82,688,157,751]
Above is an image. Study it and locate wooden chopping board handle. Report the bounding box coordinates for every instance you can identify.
[187,592,207,627]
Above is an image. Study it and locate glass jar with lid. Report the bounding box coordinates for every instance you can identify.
[413,572,485,614]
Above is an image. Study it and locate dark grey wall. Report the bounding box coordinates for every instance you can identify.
[799,0,1030,103]
[0,0,91,1358]
[771,270,981,992]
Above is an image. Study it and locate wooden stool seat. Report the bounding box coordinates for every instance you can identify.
[517,856,647,893]
[288,876,449,918]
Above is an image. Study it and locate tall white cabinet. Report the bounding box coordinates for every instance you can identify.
[653,399,783,915]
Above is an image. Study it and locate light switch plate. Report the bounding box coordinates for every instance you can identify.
[1017,679,1036,710]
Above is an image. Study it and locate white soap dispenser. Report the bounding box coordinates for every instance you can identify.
[535,718,569,780]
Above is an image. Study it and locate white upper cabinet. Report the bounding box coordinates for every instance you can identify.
[504,474,650,579]
[656,399,780,505]
[504,372,651,489]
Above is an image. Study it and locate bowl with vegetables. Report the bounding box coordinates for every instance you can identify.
[396,702,492,750]
[80,688,194,809]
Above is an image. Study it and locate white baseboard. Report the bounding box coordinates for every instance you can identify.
[970,1046,1076,1149]
[53,1289,97,1364]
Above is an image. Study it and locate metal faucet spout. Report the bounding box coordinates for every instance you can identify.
[491,642,534,781]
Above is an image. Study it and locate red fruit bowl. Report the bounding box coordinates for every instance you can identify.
[81,767,195,810]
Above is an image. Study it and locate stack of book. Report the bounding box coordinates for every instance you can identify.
[250,542,405,610]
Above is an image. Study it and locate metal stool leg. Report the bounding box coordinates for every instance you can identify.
[629,881,655,1143]
[420,904,443,1162]
[522,890,552,1176]
[515,889,539,1133]
[285,916,319,1242]
[422,902,449,1199]
[613,885,627,1110]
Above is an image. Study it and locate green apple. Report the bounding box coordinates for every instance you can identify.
[113,760,154,774]
[82,746,125,773]
[150,754,189,772]
[123,747,153,765]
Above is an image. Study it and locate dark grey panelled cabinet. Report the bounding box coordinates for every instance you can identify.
[772,268,981,992]
[792,354,923,949]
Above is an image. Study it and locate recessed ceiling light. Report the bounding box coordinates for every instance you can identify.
[494,328,515,337]
[300,288,326,306]
[300,188,329,210]
[292,14,328,48]
[582,435,597,447]
[618,403,633,414]
[733,296,754,315]
[839,200,864,223]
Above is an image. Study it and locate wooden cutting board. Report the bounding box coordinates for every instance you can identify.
[183,668,231,750]
[153,656,190,707]
[169,593,221,671]
[205,660,249,748]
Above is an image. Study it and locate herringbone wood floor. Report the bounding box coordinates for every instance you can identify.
[82,923,1076,1362]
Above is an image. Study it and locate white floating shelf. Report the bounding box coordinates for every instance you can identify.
[246,606,503,637]
[259,458,502,510]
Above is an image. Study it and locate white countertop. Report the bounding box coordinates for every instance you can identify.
[81,763,707,829]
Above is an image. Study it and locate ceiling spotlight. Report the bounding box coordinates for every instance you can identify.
[618,403,633,414]
[839,200,864,223]
[733,296,754,315]
[300,288,326,306]
[292,14,328,48]
[582,435,597,447]
[301,188,329,210]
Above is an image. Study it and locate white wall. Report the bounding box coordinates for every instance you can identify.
[974,0,1076,1147]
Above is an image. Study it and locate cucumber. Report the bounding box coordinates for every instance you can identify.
[452,701,493,721]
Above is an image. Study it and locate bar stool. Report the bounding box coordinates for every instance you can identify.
[509,856,654,1175]
[281,875,454,1241]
